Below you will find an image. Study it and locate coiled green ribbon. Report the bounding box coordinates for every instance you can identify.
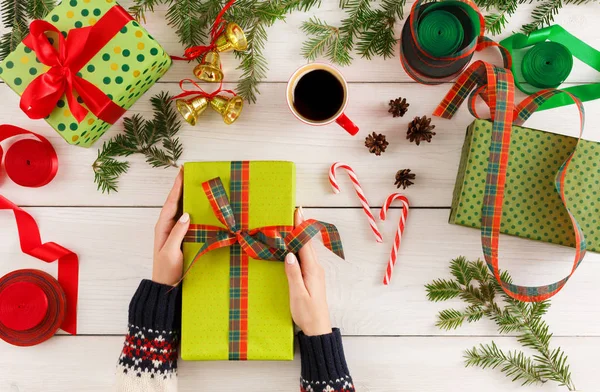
[500,25,600,111]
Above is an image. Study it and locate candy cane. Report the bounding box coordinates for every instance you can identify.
[329,162,383,243]
[380,193,410,285]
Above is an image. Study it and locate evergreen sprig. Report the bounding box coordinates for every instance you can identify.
[300,0,405,65]
[129,0,323,104]
[475,0,597,35]
[92,92,183,194]
[0,0,56,60]
[426,256,576,390]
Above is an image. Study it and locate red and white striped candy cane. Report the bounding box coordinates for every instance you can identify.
[329,162,383,243]
[380,193,410,285]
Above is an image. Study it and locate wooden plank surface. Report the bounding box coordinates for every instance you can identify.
[1,208,598,337]
[1,0,599,390]
[1,336,598,392]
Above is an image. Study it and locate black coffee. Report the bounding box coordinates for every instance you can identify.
[293,69,344,122]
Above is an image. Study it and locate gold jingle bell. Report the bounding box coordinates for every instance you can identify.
[193,51,224,83]
[176,96,209,126]
[214,22,248,52]
[210,95,244,125]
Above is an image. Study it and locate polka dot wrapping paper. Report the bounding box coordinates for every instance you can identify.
[0,0,171,147]
[450,119,600,252]
[181,161,295,361]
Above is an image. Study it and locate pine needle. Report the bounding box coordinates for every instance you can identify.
[426,256,577,390]
[92,92,182,194]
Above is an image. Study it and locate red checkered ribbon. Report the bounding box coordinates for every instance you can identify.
[183,162,344,359]
[433,60,587,302]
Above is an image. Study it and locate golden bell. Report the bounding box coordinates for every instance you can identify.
[176,96,209,126]
[210,95,244,125]
[214,22,248,53]
[193,51,224,83]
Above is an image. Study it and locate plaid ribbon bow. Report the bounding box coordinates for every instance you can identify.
[183,177,345,277]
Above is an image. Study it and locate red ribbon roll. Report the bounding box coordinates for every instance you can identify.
[0,196,78,336]
[0,270,66,347]
[0,125,58,187]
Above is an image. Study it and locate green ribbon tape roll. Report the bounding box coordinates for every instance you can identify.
[417,10,464,57]
[500,25,600,111]
[521,41,573,89]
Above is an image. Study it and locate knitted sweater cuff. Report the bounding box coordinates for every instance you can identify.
[117,280,180,391]
[128,279,181,332]
[298,328,354,391]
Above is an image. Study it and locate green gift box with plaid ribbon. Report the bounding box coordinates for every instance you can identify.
[0,0,171,147]
[181,161,296,361]
[450,119,600,252]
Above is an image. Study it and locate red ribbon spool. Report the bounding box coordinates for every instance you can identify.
[0,125,58,187]
[0,269,66,347]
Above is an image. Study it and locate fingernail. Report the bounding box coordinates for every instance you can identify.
[179,212,190,224]
[285,253,296,265]
[298,206,305,219]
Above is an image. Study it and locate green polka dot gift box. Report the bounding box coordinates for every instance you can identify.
[0,0,171,147]
[450,119,600,252]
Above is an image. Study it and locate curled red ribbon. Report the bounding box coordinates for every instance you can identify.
[0,125,58,187]
[0,196,78,335]
[20,6,132,124]
[172,0,237,61]
[171,78,237,101]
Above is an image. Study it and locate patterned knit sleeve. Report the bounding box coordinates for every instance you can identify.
[116,280,181,392]
[298,328,355,392]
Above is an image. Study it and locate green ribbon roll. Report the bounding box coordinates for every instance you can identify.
[500,25,600,111]
[417,10,464,57]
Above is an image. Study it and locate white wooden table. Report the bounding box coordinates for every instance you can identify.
[1,2,600,391]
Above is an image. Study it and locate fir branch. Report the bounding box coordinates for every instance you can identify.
[129,0,167,23]
[92,142,131,194]
[166,0,206,47]
[465,343,545,386]
[235,21,268,104]
[26,0,55,20]
[300,17,343,62]
[425,279,462,302]
[426,256,577,390]
[0,0,29,60]
[92,93,182,194]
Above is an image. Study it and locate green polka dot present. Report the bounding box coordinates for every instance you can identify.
[450,119,600,252]
[0,0,171,147]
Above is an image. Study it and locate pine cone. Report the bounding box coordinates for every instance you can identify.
[395,169,415,189]
[389,97,409,117]
[365,132,389,156]
[407,115,436,145]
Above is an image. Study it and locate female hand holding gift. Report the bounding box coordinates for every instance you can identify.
[115,171,355,392]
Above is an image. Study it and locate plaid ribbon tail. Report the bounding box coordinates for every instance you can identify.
[285,219,345,260]
[437,63,588,302]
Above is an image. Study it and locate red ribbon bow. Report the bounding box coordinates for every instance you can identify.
[20,6,131,124]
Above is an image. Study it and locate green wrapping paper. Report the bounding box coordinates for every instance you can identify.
[181,161,295,361]
[450,119,600,252]
[0,0,171,147]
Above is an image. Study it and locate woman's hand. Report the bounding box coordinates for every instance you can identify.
[284,207,333,336]
[152,169,190,286]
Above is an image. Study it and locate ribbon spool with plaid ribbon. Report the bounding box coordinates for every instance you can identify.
[400,0,511,84]
[433,60,588,302]
[0,125,58,188]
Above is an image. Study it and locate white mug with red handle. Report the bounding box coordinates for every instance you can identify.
[286,63,359,136]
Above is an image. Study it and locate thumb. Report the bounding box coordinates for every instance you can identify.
[284,253,308,298]
[163,212,190,253]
